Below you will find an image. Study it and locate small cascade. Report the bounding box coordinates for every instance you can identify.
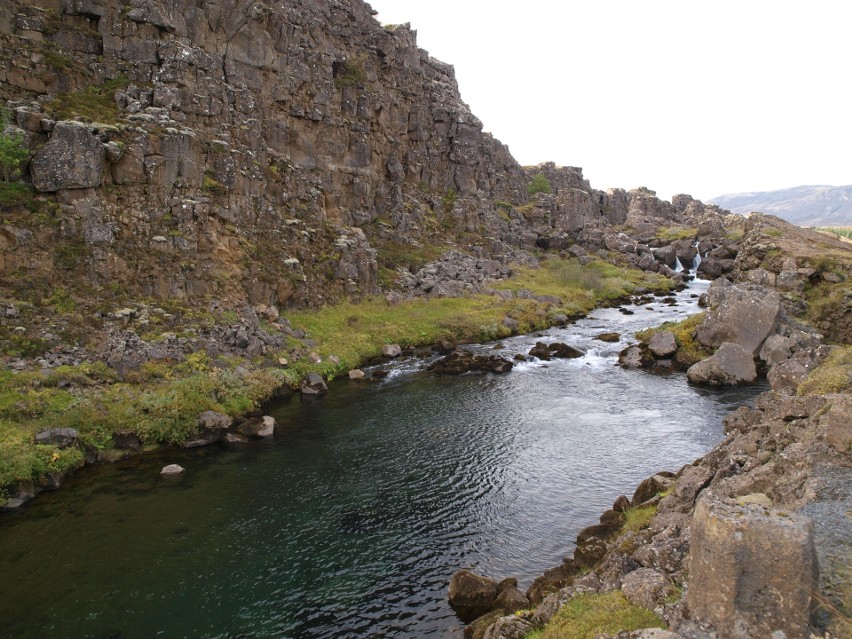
[691,241,702,273]
[673,256,684,273]
[692,252,702,271]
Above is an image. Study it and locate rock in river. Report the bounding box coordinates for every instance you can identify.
[428,350,513,375]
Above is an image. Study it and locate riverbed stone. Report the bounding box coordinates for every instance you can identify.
[160,464,184,475]
[448,569,499,622]
[348,368,366,380]
[237,415,275,438]
[687,342,757,386]
[618,345,654,368]
[596,332,621,342]
[382,343,402,358]
[428,350,513,375]
[301,372,329,395]
[688,496,818,639]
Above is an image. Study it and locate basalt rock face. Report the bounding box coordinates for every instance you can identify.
[1,0,529,307]
[0,0,733,318]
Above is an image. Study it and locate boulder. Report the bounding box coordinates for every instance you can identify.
[621,568,674,609]
[618,345,654,369]
[301,372,329,395]
[382,343,402,358]
[31,121,105,191]
[348,369,366,380]
[695,282,781,356]
[759,334,795,365]
[529,341,584,360]
[183,410,231,448]
[494,585,529,614]
[820,394,851,453]
[428,350,513,375]
[688,497,818,639]
[34,428,79,448]
[647,331,677,358]
[482,615,532,639]
[596,332,621,342]
[687,342,757,386]
[448,569,498,622]
[160,464,184,475]
[236,415,275,439]
[632,474,672,506]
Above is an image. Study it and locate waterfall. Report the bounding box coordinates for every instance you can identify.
[691,241,702,273]
[673,256,684,273]
[692,252,702,271]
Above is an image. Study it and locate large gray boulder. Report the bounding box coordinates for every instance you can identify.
[30,121,105,191]
[647,331,677,358]
[301,372,328,395]
[687,342,757,386]
[621,568,675,609]
[695,282,781,356]
[688,497,818,639]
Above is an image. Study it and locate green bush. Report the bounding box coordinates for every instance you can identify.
[528,173,552,195]
[0,110,29,184]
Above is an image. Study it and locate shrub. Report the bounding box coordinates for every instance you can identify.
[0,110,29,184]
[528,173,552,196]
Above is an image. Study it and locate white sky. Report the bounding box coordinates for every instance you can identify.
[365,0,850,202]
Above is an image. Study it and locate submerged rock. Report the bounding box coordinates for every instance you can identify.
[236,415,275,439]
[428,350,513,375]
[160,464,184,475]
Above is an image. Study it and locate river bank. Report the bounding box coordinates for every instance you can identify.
[0,273,744,639]
[453,220,852,638]
[0,256,673,511]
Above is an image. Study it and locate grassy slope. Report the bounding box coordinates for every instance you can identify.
[0,257,671,497]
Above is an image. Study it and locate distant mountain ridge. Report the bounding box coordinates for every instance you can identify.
[710,185,852,227]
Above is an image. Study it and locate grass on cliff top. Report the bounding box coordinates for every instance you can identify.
[797,345,852,396]
[525,590,665,639]
[634,312,712,366]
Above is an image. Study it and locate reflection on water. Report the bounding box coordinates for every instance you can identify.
[0,279,766,638]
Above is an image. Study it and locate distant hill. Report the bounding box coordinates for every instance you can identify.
[709,185,852,227]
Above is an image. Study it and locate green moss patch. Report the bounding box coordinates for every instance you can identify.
[798,346,852,396]
[525,590,665,639]
[634,313,712,366]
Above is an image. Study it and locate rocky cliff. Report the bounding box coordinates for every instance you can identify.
[1,0,731,315]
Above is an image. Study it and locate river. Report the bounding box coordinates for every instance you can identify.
[0,277,766,639]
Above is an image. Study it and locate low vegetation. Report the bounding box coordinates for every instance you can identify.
[655,226,697,242]
[524,590,665,639]
[635,313,711,366]
[814,227,852,240]
[46,75,130,123]
[797,345,852,396]
[527,173,552,196]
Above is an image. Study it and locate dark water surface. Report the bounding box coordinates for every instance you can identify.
[0,279,766,639]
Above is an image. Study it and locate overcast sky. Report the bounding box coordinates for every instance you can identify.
[366,0,850,202]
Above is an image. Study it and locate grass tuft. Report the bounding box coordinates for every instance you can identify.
[525,590,665,639]
[797,346,852,396]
